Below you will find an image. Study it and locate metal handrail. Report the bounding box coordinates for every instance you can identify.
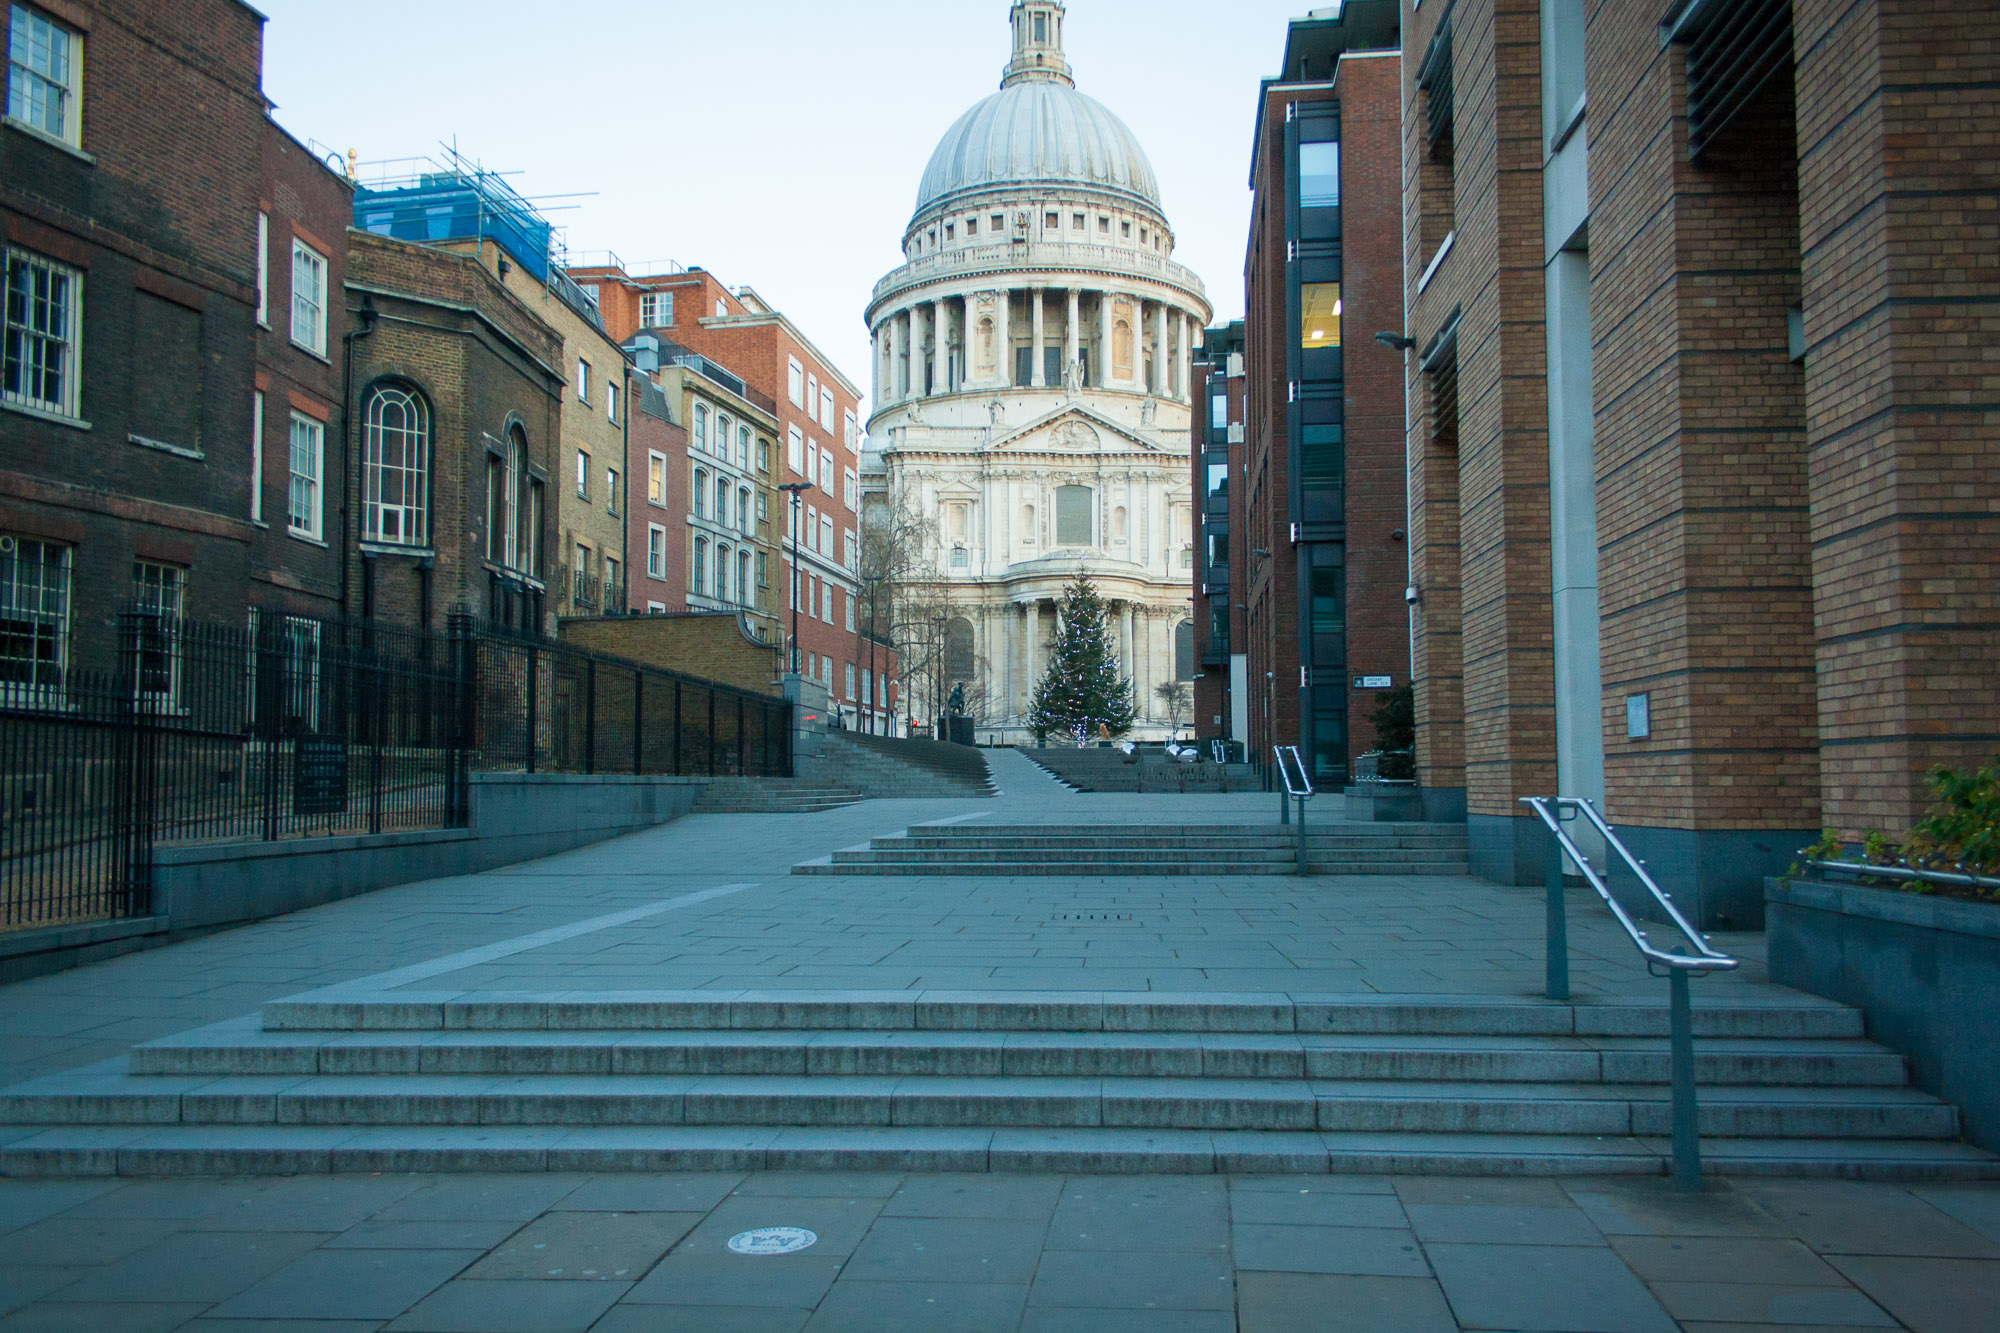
[1273,746,1313,874]
[1273,745,1313,800]
[1521,795,1739,1193]
[1521,797,1738,976]
[1807,859,2000,893]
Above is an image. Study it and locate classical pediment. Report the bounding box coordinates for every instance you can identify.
[985,404,1170,456]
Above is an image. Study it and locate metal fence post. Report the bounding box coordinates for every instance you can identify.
[632,671,645,774]
[1545,814,1571,1002]
[524,643,539,775]
[584,660,597,775]
[1295,794,1307,874]
[1669,965,1702,1191]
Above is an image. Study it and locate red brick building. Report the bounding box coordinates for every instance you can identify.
[578,264,883,726]
[1,0,334,680]
[1399,0,2000,924]
[625,373,688,615]
[1238,2,1409,784]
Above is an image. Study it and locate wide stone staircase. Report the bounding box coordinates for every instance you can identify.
[793,823,1470,876]
[1,990,1991,1180]
[1022,746,1261,793]
[692,778,864,814]
[798,732,997,799]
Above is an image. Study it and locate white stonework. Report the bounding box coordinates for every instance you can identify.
[864,0,1211,742]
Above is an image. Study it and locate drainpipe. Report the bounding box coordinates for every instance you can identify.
[338,296,379,618]
[621,365,632,615]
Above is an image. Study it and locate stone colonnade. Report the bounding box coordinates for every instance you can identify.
[874,287,1198,408]
[968,594,1181,732]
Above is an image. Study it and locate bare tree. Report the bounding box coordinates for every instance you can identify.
[1155,680,1192,740]
[859,490,978,735]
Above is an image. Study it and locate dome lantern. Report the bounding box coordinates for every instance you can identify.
[1004,1,1073,90]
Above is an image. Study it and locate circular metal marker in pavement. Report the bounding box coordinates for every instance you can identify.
[727,1227,819,1256]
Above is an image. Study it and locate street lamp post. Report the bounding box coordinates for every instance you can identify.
[779,482,812,677]
[858,572,885,735]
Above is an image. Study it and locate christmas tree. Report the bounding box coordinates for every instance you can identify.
[1030,573,1137,745]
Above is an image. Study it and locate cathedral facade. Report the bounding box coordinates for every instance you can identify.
[864,1,1212,742]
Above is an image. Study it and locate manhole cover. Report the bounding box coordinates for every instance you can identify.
[727,1227,818,1256]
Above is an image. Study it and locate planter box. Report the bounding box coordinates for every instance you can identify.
[1767,876,2000,1150]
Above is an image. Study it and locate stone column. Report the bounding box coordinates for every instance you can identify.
[897,310,912,401]
[1097,292,1113,389]
[911,303,930,398]
[1031,289,1046,387]
[1066,289,1081,381]
[996,288,1013,388]
[1022,601,1038,718]
[1152,302,1169,397]
[932,299,948,398]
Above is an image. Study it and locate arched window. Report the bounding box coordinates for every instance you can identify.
[488,425,535,572]
[692,537,707,595]
[716,476,731,528]
[1175,621,1195,681]
[1055,485,1093,546]
[716,543,731,601]
[738,488,751,532]
[945,617,976,684]
[1113,319,1134,379]
[693,469,708,518]
[362,383,429,546]
[738,550,753,606]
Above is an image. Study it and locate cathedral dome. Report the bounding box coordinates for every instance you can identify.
[913,80,1162,220]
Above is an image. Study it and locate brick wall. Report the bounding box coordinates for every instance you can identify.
[1796,0,2000,836]
[559,614,782,698]
[1400,0,1557,821]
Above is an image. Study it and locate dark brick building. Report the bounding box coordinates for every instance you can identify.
[1,0,317,683]
[342,230,565,637]
[1239,1,1409,784]
[1192,321,1245,751]
[1399,0,2000,924]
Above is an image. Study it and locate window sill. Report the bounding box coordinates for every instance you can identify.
[1,399,90,431]
[286,529,330,548]
[1417,231,1456,295]
[359,541,435,558]
[129,433,203,461]
[288,339,332,365]
[4,117,92,163]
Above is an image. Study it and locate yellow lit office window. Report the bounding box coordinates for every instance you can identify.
[1301,283,1343,349]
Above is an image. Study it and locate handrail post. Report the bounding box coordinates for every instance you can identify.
[1296,792,1307,874]
[1279,777,1290,824]
[1669,965,1702,1191]
[1543,806,1570,1002]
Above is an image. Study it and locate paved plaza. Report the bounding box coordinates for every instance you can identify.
[1,750,1996,1328]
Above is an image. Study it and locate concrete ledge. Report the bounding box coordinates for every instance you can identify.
[8,775,708,982]
[1767,876,2000,1150]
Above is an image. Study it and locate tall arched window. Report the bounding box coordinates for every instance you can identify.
[945,617,976,684]
[1174,620,1195,681]
[738,549,753,607]
[362,384,429,546]
[716,476,731,528]
[1055,485,1093,546]
[488,425,536,572]
[693,468,708,518]
[692,537,707,595]
[716,543,731,601]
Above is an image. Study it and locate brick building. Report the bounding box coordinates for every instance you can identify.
[576,263,872,718]
[623,373,687,615]
[341,230,565,636]
[251,122,353,623]
[1239,2,1409,784]
[1191,321,1246,750]
[1,0,327,683]
[1399,0,2000,924]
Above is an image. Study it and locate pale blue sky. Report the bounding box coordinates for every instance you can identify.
[257,0,1347,412]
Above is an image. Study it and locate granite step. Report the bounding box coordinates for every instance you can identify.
[246,991,1870,1039]
[3,1122,1994,1180]
[126,1026,1912,1087]
[795,859,1473,876]
[0,1069,1959,1140]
